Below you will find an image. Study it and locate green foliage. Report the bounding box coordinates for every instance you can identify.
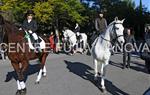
[32,0,88,30]
[33,1,54,23]
[0,0,31,22]
[1,0,150,38]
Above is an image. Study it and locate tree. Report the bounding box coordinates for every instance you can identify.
[0,0,31,22]
[33,0,88,32]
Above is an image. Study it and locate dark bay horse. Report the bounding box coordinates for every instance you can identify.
[0,15,50,95]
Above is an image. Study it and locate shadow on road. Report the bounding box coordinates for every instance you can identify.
[130,62,147,73]
[5,63,40,82]
[143,87,150,95]
[110,60,147,74]
[109,61,123,69]
[64,60,129,95]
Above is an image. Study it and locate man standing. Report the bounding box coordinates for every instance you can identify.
[123,28,136,69]
[141,25,150,73]
[95,11,107,36]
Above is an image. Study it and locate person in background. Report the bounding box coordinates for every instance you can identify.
[141,25,150,73]
[123,28,136,69]
[49,32,55,52]
[74,23,81,43]
[74,23,80,33]
[54,32,60,54]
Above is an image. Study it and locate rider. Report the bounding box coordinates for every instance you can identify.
[22,10,40,52]
[95,11,107,36]
[74,23,81,43]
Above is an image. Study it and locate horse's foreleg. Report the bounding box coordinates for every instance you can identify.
[94,59,98,81]
[100,60,109,92]
[18,61,29,94]
[11,62,21,91]
[11,61,27,95]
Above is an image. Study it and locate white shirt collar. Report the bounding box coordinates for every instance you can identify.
[27,19,32,23]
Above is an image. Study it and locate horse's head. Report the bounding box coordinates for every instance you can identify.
[111,17,125,45]
[62,29,68,41]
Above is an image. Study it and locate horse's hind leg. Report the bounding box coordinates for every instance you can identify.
[36,54,48,84]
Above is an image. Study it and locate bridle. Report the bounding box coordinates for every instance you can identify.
[101,22,124,45]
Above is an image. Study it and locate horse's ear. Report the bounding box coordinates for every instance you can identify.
[121,19,125,23]
[0,15,4,25]
[114,17,118,21]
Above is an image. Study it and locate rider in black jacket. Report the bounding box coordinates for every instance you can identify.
[22,10,40,52]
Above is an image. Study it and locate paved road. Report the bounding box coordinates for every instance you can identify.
[0,53,150,95]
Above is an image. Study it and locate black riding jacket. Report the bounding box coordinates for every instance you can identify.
[22,19,38,32]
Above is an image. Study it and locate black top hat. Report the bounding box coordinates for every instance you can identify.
[99,10,104,14]
[25,10,35,16]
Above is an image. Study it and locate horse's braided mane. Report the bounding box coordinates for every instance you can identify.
[3,20,25,36]
[4,20,19,32]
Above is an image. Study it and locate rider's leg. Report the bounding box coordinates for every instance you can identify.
[32,33,41,52]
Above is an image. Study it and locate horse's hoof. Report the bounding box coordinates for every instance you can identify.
[20,88,27,95]
[42,73,47,77]
[16,90,21,95]
[101,88,106,93]
[42,75,46,77]
[98,72,101,76]
[35,81,40,84]
[68,53,73,56]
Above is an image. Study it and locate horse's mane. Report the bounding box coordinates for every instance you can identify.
[107,21,115,28]
[0,15,21,33]
[4,20,20,32]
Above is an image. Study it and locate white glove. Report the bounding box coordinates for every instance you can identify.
[19,28,22,30]
[28,30,33,34]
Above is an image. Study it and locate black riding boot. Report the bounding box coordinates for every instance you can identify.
[35,40,41,52]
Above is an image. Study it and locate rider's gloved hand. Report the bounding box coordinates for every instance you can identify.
[19,28,22,31]
[28,30,33,34]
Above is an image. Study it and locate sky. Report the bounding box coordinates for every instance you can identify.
[134,0,150,10]
[83,0,150,11]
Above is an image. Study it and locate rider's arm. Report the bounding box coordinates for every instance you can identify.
[32,20,38,32]
[75,24,78,29]
[95,18,99,31]
[22,20,27,30]
[104,19,107,28]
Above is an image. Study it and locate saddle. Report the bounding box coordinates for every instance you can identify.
[29,33,42,44]
[25,31,45,51]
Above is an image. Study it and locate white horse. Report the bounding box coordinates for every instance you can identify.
[91,18,125,92]
[63,29,87,54]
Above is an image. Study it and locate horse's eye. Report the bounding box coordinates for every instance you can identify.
[115,27,119,30]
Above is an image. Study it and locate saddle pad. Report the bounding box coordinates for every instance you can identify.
[25,31,46,50]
